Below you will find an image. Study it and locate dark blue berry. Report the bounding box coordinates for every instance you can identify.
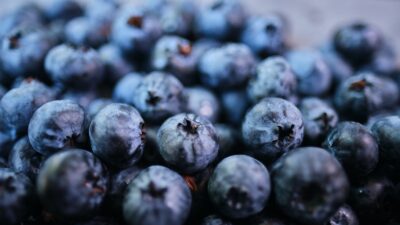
[64,17,111,48]
[37,149,108,219]
[186,87,220,123]
[28,100,85,155]
[89,103,145,168]
[157,113,219,174]
[326,204,359,225]
[242,97,304,164]
[123,165,191,225]
[112,72,142,105]
[99,44,135,83]
[272,147,349,224]
[85,98,113,123]
[220,89,250,126]
[43,0,83,22]
[208,155,270,218]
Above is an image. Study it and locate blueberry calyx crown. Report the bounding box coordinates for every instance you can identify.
[85,172,105,196]
[274,124,295,147]
[8,32,22,49]
[127,16,143,28]
[178,43,192,56]
[349,79,370,92]
[178,118,200,135]
[146,91,161,105]
[314,112,334,131]
[141,181,167,200]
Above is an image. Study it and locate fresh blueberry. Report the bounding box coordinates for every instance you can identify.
[111,6,162,58]
[64,17,111,48]
[195,0,247,41]
[158,5,193,37]
[208,155,271,219]
[123,165,192,225]
[45,44,104,90]
[247,56,297,103]
[62,90,99,110]
[0,109,16,160]
[334,73,399,122]
[371,116,400,177]
[186,87,220,123]
[37,149,109,219]
[300,97,339,144]
[334,22,382,66]
[199,43,256,89]
[99,44,135,84]
[242,97,304,164]
[28,100,85,155]
[152,36,198,85]
[201,215,233,225]
[0,168,35,225]
[323,122,378,178]
[0,27,56,79]
[89,103,145,168]
[241,14,288,58]
[220,89,250,126]
[8,137,45,181]
[133,72,186,123]
[361,40,397,76]
[286,49,332,96]
[112,72,142,105]
[157,113,219,174]
[43,0,83,22]
[326,204,359,225]
[0,79,56,134]
[272,147,349,224]
[85,98,113,123]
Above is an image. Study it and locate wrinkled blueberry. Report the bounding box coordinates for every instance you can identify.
[157,113,219,174]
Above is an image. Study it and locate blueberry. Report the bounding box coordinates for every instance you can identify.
[334,73,399,122]
[361,40,397,76]
[199,43,256,89]
[247,56,297,103]
[320,42,353,86]
[37,149,109,219]
[300,97,339,144]
[186,87,220,123]
[214,124,238,160]
[133,72,186,123]
[201,215,233,225]
[371,116,400,176]
[43,0,83,22]
[334,22,382,66]
[64,17,110,48]
[45,44,104,90]
[158,5,193,37]
[85,0,118,23]
[0,27,56,79]
[157,113,219,174]
[0,168,35,225]
[123,165,192,225]
[242,97,304,164]
[286,49,332,96]
[195,0,247,41]
[28,100,85,155]
[152,36,198,85]
[272,147,349,224]
[208,155,270,218]
[8,137,45,181]
[89,103,145,168]
[62,90,99,110]
[220,89,250,126]
[241,14,288,57]
[99,44,135,83]
[323,122,378,178]
[112,72,142,105]
[85,98,113,122]
[326,204,359,225]
[111,7,162,58]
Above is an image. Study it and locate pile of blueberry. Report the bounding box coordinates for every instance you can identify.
[1,0,400,224]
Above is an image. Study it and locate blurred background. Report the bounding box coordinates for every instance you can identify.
[1,0,399,52]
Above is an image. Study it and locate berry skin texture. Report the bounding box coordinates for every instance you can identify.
[323,122,379,179]
[0,168,35,225]
[0,79,55,134]
[186,87,220,123]
[112,72,142,105]
[208,155,271,219]
[195,0,247,41]
[326,204,359,225]
[37,149,109,219]
[45,44,104,90]
[123,165,192,225]
[300,97,339,145]
[242,97,304,164]
[89,103,145,168]
[334,73,399,122]
[8,137,45,181]
[133,72,186,123]
[272,147,349,225]
[157,113,219,174]
[286,49,332,96]
[28,100,85,156]
[199,43,256,89]
[247,56,297,103]
[241,14,288,58]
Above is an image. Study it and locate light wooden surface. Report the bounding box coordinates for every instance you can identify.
[1,0,399,52]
